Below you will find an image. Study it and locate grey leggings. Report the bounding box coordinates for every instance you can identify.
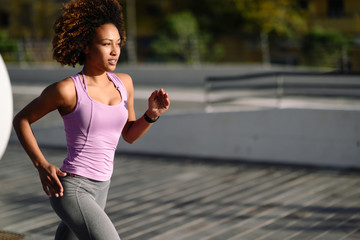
[50,175,120,240]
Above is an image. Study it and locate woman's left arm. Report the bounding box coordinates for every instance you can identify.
[118,73,170,144]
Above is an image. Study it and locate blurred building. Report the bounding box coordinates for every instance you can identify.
[305,0,360,71]
[307,0,360,35]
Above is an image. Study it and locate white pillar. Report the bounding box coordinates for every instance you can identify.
[0,54,13,159]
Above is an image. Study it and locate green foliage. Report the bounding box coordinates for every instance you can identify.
[188,0,243,34]
[151,11,224,64]
[7,0,62,38]
[232,0,307,37]
[231,0,307,65]
[0,31,18,61]
[167,11,198,38]
[301,27,350,67]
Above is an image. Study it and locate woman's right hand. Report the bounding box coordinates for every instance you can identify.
[12,79,75,198]
[37,163,67,198]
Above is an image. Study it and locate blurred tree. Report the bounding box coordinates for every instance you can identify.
[186,0,244,35]
[231,0,307,67]
[8,0,61,38]
[302,27,351,69]
[151,11,224,64]
[34,0,60,38]
[0,30,18,61]
[151,11,200,64]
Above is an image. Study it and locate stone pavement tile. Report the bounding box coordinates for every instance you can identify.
[1,143,360,240]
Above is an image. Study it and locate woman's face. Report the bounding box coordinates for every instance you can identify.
[84,23,121,72]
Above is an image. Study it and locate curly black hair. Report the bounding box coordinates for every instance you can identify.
[52,0,126,67]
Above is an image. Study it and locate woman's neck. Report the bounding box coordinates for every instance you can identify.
[82,68,109,86]
[82,65,107,76]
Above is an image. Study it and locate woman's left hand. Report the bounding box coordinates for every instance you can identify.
[146,89,170,119]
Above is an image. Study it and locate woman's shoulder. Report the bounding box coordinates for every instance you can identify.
[42,77,75,101]
[55,77,75,94]
[112,72,134,98]
[113,72,133,88]
[113,72,132,82]
[35,77,76,112]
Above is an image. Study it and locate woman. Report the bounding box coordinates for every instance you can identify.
[12,0,170,239]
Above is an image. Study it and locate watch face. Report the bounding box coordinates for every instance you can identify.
[0,54,13,160]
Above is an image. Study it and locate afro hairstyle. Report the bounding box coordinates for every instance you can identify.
[52,0,126,67]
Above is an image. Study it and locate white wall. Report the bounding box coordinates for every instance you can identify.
[118,109,360,169]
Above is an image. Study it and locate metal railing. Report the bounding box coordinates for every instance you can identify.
[204,71,360,110]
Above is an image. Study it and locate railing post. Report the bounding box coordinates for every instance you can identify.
[276,73,284,108]
[204,78,213,113]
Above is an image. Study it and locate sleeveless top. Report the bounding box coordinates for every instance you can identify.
[60,72,128,181]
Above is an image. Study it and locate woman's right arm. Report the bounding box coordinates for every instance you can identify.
[13,78,76,197]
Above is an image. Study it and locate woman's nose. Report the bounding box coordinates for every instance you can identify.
[111,45,119,56]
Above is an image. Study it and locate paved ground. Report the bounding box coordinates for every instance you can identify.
[1,143,360,240]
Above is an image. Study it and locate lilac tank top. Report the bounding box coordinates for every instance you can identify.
[61,72,128,181]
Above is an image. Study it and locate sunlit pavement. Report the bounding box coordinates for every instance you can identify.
[1,143,360,240]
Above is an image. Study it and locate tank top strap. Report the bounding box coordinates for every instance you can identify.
[107,72,128,101]
[70,72,87,102]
